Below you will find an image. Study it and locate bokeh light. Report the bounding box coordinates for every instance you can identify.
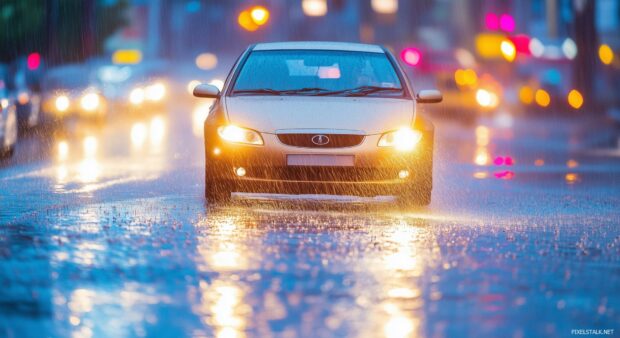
[500,40,516,62]
[400,48,421,66]
[535,89,551,107]
[562,38,577,60]
[499,14,515,32]
[476,88,499,108]
[454,68,477,87]
[250,6,270,26]
[529,38,545,57]
[371,0,398,14]
[485,13,499,30]
[27,52,41,70]
[195,53,218,70]
[598,44,614,65]
[302,0,327,17]
[238,10,259,31]
[519,86,534,105]
[567,89,583,109]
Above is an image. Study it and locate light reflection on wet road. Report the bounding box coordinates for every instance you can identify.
[1,95,619,337]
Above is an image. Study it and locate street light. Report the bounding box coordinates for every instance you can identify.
[302,0,327,17]
[238,10,259,31]
[238,6,270,31]
[371,0,398,14]
[250,6,270,25]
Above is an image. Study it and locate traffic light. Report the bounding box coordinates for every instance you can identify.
[27,53,41,71]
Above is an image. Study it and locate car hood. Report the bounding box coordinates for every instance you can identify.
[225,96,415,135]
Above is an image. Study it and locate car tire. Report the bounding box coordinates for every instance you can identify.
[204,165,232,204]
[397,171,432,207]
[397,129,434,207]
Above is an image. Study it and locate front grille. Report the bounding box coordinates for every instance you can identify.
[277,133,364,148]
[246,167,398,182]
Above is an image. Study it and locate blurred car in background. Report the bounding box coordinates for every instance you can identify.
[0,64,18,159]
[41,64,107,123]
[92,59,169,112]
[11,56,43,131]
[400,47,502,122]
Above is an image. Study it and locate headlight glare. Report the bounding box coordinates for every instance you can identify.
[378,127,422,151]
[129,87,144,105]
[80,93,100,111]
[218,125,264,145]
[145,82,166,101]
[55,95,70,112]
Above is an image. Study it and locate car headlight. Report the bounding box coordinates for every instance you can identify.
[55,95,70,112]
[145,82,166,101]
[377,127,422,151]
[80,93,100,111]
[476,88,499,108]
[218,125,264,145]
[129,87,144,105]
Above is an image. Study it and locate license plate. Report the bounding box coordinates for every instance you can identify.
[287,155,354,167]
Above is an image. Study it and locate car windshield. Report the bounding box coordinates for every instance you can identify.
[232,50,405,97]
[43,66,93,91]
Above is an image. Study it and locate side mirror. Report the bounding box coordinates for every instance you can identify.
[193,83,221,98]
[416,89,442,103]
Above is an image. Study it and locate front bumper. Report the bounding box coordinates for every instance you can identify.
[205,132,433,195]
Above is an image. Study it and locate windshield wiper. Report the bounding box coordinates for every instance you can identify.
[340,86,403,97]
[233,87,332,96]
[279,87,331,95]
[233,86,402,97]
[232,88,284,96]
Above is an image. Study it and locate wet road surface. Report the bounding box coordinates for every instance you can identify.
[1,92,619,337]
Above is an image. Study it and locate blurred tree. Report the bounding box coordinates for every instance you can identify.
[0,0,46,62]
[0,0,128,65]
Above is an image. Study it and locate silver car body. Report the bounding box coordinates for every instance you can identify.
[200,41,437,203]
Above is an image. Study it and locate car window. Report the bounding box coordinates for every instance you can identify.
[232,50,404,96]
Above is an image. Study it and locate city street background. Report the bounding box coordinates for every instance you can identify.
[1,1,620,337]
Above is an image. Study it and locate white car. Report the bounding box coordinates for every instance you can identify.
[194,41,442,205]
[0,64,18,159]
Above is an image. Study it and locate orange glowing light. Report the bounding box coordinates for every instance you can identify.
[567,89,583,109]
[565,173,579,184]
[519,86,534,105]
[455,69,477,87]
[534,159,545,166]
[112,49,142,65]
[567,159,579,168]
[473,171,488,179]
[535,89,550,107]
[454,69,466,86]
[599,44,614,65]
[238,10,259,31]
[475,33,505,59]
[464,69,477,86]
[250,6,270,26]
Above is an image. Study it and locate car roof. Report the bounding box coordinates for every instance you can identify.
[253,41,385,53]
